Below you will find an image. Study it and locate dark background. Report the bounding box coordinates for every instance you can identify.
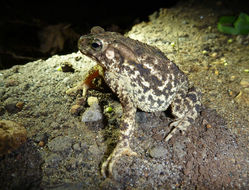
[0,0,248,69]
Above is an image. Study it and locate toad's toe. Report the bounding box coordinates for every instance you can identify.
[101,146,137,178]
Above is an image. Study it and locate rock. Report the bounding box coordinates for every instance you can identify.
[5,103,19,114]
[5,79,19,87]
[15,102,24,110]
[73,143,81,151]
[70,104,82,115]
[4,98,22,114]
[112,101,122,117]
[0,88,5,97]
[240,78,249,88]
[38,141,45,147]
[87,96,98,106]
[81,102,103,122]
[45,153,63,168]
[0,106,5,116]
[47,136,73,153]
[235,88,249,106]
[149,145,168,158]
[0,120,27,155]
[135,112,147,123]
[173,140,187,158]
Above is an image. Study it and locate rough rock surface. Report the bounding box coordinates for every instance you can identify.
[0,120,27,155]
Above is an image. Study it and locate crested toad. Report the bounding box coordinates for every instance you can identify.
[75,26,201,177]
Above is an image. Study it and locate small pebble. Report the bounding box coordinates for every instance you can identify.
[70,104,82,115]
[39,141,45,147]
[16,102,24,110]
[149,145,168,158]
[5,103,18,114]
[235,89,249,106]
[135,112,147,123]
[61,62,74,72]
[5,79,18,87]
[240,78,249,88]
[202,50,208,55]
[87,96,98,106]
[45,153,63,168]
[206,124,212,129]
[82,102,103,122]
[73,143,81,151]
[210,52,217,58]
[230,75,236,81]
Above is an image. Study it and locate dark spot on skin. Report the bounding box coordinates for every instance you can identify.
[166,82,172,90]
[184,100,191,110]
[120,134,129,141]
[157,98,164,106]
[174,105,181,112]
[195,104,202,113]
[142,85,151,94]
[173,98,181,104]
[135,48,144,56]
[148,95,156,105]
[144,56,154,64]
[123,141,128,146]
[169,75,173,81]
[131,83,136,87]
[138,95,146,101]
[171,63,181,77]
[173,80,177,88]
[188,117,194,123]
[180,76,186,83]
[133,61,151,76]
[187,93,197,102]
[151,75,162,86]
[120,122,129,130]
[124,65,135,75]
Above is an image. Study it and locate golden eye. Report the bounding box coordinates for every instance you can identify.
[91,40,102,51]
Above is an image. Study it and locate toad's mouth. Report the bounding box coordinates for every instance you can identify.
[79,49,105,68]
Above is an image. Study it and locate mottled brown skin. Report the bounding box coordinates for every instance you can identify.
[76,26,201,177]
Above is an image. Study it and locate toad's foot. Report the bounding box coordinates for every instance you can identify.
[165,119,189,142]
[101,146,137,178]
[165,87,201,142]
[66,81,88,96]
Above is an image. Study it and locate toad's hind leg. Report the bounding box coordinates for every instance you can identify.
[101,97,138,178]
[165,87,201,141]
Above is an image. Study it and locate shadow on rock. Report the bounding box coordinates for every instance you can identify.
[0,139,43,190]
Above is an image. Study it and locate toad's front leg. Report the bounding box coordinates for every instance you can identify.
[101,100,138,178]
[66,65,104,104]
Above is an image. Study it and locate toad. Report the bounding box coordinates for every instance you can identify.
[73,26,201,177]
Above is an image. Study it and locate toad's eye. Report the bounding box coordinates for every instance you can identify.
[91,40,102,51]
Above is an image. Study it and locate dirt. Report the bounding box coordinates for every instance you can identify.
[0,1,248,190]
